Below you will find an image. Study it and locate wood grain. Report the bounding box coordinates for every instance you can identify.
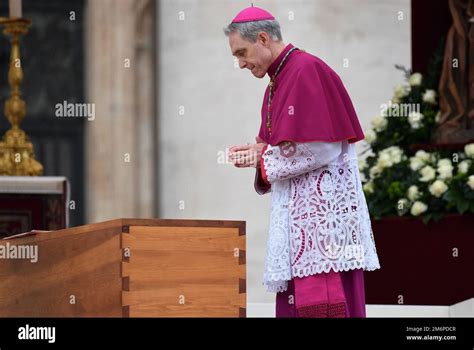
[0,219,246,317]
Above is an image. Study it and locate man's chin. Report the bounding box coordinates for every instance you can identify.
[252,71,265,79]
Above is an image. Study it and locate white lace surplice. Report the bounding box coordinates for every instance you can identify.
[256,140,381,293]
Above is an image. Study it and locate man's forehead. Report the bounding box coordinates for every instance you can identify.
[229,33,249,55]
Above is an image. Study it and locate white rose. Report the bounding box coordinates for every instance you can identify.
[465,143,474,158]
[363,182,374,194]
[429,180,448,198]
[408,111,424,129]
[422,89,437,104]
[415,150,431,162]
[388,146,404,164]
[369,164,383,179]
[397,198,410,215]
[409,73,422,86]
[375,146,404,170]
[407,185,420,201]
[437,158,452,168]
[468,175,474,190]
[410,157,424,171]
[437,158,453,180]
[393,84,410,101]
[358,158,367,171]
[371,115,388,132]
[438,165,453,180]
[377,152,392,168]
[419,165,436,182]
[410,201,428,216]
[365,129,377,144]
[458,160,471,174]
[435,111,441,123]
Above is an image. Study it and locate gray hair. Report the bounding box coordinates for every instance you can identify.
[223,20,282,42]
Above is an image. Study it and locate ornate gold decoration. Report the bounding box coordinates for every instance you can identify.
[0,17,43,176]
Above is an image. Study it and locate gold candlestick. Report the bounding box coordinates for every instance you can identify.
[0,17,43,176]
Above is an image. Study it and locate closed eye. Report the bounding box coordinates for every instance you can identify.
[233,49,246,57]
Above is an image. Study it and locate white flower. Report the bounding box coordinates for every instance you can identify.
[397,198,410,215]
[411,201,428,216]
[465,143,474,159]
[358,158,367,171]
[365,129,377,144]
[435,111,441,123]
[375,146,405,170]
[387,146,404,164]
[371,115,388,132]
[378,152,393,168]
[422,89,437,104]
[409,73,422,86]
[393,84,410,102]
[458,160,471,174]
[438,166,453,180]
[369,164,383,179]
[415,150,431,162]
[410,157,424,171]
[437,158,453,180]
[363,182,374,194]
[407,185,420,201]
[437,158,452,168]
[468,175,474,190]
[419,165,436,182]
[394,84,410,96]
[429,180,448,198]
[408,111,424,129]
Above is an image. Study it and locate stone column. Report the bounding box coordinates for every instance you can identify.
[85,0,157,222]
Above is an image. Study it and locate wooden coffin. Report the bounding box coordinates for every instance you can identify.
[0,218,246,317]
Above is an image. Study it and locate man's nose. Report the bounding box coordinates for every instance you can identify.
[239,60,247,69]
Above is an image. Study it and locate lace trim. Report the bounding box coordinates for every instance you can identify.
[263,280,289,293]
[297,303,329,318]
[296,302,347,318]
[262,141,381,294]
[263,263,380,293]
[328,302,347,318]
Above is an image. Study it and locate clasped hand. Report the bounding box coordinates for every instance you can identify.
[228,136,267,168]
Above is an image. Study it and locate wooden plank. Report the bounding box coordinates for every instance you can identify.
[127,226,244,251]
[0,227,122,316]
[123,252,244,278]
[127,276,243,291]
[124,219,245,235]
[122,260,245,281]
[129,249,240,267]
[129,304,240,317]
[122,285,245,307]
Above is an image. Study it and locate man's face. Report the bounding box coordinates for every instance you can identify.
[229,31,273,79]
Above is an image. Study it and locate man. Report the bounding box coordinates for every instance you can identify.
[224,5,380,318]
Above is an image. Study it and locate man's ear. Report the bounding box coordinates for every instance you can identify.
[257,32,270,47]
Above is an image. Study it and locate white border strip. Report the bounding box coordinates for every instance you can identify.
[247,299,474,318]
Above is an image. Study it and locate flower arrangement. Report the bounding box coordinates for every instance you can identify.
[359,66,474,223]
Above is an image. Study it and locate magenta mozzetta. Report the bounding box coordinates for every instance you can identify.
[258,43,366,146]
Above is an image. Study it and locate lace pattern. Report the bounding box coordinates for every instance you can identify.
[261,141,380,293]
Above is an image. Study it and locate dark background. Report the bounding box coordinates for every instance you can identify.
[0,0,85,227]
